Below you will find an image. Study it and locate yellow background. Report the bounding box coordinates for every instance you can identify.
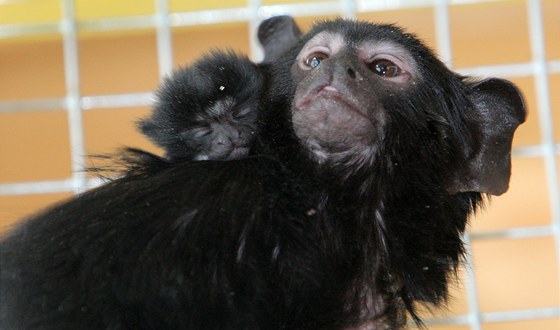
[0,0,559,329]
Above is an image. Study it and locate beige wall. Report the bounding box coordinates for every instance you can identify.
[0,1,559,328]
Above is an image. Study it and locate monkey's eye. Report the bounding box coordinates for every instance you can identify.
[190,126,212,139]
[369,59,401,78]
[304,52,328,69]
[232,106,251,119]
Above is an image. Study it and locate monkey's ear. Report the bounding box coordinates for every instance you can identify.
[258,15,302,62]
[452,78,526,196]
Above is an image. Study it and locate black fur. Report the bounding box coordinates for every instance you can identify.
[0,17,525,329]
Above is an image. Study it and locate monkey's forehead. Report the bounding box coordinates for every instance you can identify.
[302,31,413,57]
[304,18,428,54]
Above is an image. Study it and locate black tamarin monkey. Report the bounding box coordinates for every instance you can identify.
[0,16,525,329]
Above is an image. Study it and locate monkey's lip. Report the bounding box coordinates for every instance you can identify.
[296,85,367,118]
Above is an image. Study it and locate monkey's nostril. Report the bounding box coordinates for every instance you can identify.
[347,67,356,79]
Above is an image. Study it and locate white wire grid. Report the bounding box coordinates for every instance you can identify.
[0,0,558,328]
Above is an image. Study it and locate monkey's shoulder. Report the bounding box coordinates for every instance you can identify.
[2,156,312,245]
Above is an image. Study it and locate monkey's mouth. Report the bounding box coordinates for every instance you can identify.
[295,84,368,120]
[292,83,378,151]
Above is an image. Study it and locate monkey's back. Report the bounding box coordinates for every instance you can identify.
[0,157,339,329]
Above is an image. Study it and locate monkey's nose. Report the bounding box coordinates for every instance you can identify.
[346,67,356,79]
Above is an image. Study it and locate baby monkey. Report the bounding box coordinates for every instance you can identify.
[140,51,263,161]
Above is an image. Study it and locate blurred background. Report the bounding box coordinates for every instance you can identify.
[0,0,558,329]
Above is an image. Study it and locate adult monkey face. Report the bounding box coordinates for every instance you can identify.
[291,31,409,163]
[283,19,525,196]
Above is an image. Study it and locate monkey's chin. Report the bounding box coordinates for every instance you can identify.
[293,101,377,146]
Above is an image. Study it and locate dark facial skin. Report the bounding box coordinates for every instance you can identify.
[179,94,257,161]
